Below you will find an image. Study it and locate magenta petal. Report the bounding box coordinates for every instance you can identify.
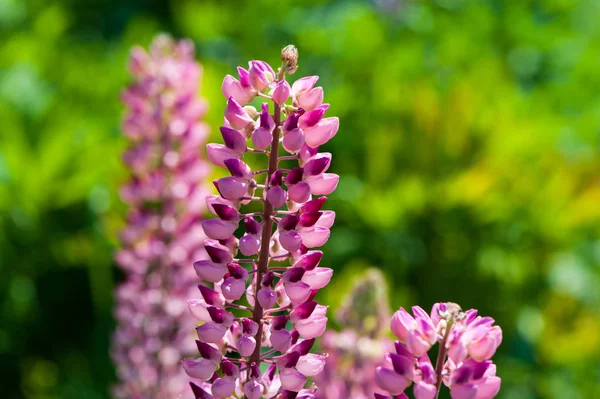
[291,338,315,357]
[198,285,226,307]
[306,173,339,195]
[205,195,236,216]
[225,96,254,129]
[293,251,323,270]
[413,381,436,399]
[285,281,312,305]
[449,384,478,399]
[252,127,272,150]
[285,167,304,185]
[280,214,299,231]
[375,367,411,396]
[406,331,432,357]
[303,155,331,176]
[288,182,311,204]
[257,287,278,310]
[248,60,275,91]
[221,360,239,378]
[224,158,253,179]
[243,379,264,399]
[292,76,319,95]
[220,277,246,301]
[298,211,323,228]
[267,186,287,208]
[301,267,333,289]
[220,126,247,153]
[296,353,326,377]
[300,226,330,248]
[183,358,218,381]
[236,335,256,357]
[190,382,215,399]
[187,299,210,322]
[204,240,233,264]
[391,308,413,342]
[299,104,328,129]
[194,260,227,282]
[211,376,236,399]
[196,322,227,343]
[315,211,335,228]
[296,87,323,112]
[476,376,501,399]
[239,233,260,256]
[270,328,292,352]
[283,128,305,153]
[196,340,222,361]
[237,66,251,88]
[290,301,317,322]
[206,143,241,167]
[202,219,238,240]
[215,176,249,200]
[304,117,338,147]
[300,197,327,213]
[222,75,252,104]
[279,230,303,252]
[294,316,327,339]
[272,80,291,105]
[282,266,306,283]
[212,203,241,221]
[280,368,307,392]
[390,353,415,379]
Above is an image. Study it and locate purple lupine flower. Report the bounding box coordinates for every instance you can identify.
[186,45,340,398]
[111,35,211,399]
[376,303,502,399]
[314,269,393,399]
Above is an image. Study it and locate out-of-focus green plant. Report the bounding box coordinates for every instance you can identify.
[1,0,600,398]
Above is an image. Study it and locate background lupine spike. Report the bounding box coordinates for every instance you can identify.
[111,34,211,399]
[313,269,393,399]
[188,45,339,398]
[336,268,391,338]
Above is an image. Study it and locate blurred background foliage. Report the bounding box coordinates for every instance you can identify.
[1,0,599,398]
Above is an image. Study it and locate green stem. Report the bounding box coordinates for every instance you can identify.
[434,320,454,399]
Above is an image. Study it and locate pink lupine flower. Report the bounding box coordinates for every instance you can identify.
[446,311,503,364]
[390,306,437,357]
[222,67,255,105]
[375,343,415,395]
[206,127,246,167]
[376,303,502,399]
[186,45,339,397]
[111,35,211,399]
[272,80,292,105]
[446,359,501,399]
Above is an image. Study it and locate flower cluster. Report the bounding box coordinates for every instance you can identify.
[314,269,393,399]
[375,303,502,399]
[185,45,340,398]
[112,35,211,399]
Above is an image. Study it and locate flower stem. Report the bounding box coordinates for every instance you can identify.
[248,67,287,367]
[434,320,454,399]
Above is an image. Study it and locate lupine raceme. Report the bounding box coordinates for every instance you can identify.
[375,303,502,399]
[185,45,339,398]
[112,35,211,399]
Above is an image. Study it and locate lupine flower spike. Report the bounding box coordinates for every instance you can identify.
[187,45,340,398]
[112,35,211,398]
[315,269,394,399]
[376,303,502,399]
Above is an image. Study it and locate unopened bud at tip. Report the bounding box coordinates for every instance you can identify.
[281,45,298,74]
